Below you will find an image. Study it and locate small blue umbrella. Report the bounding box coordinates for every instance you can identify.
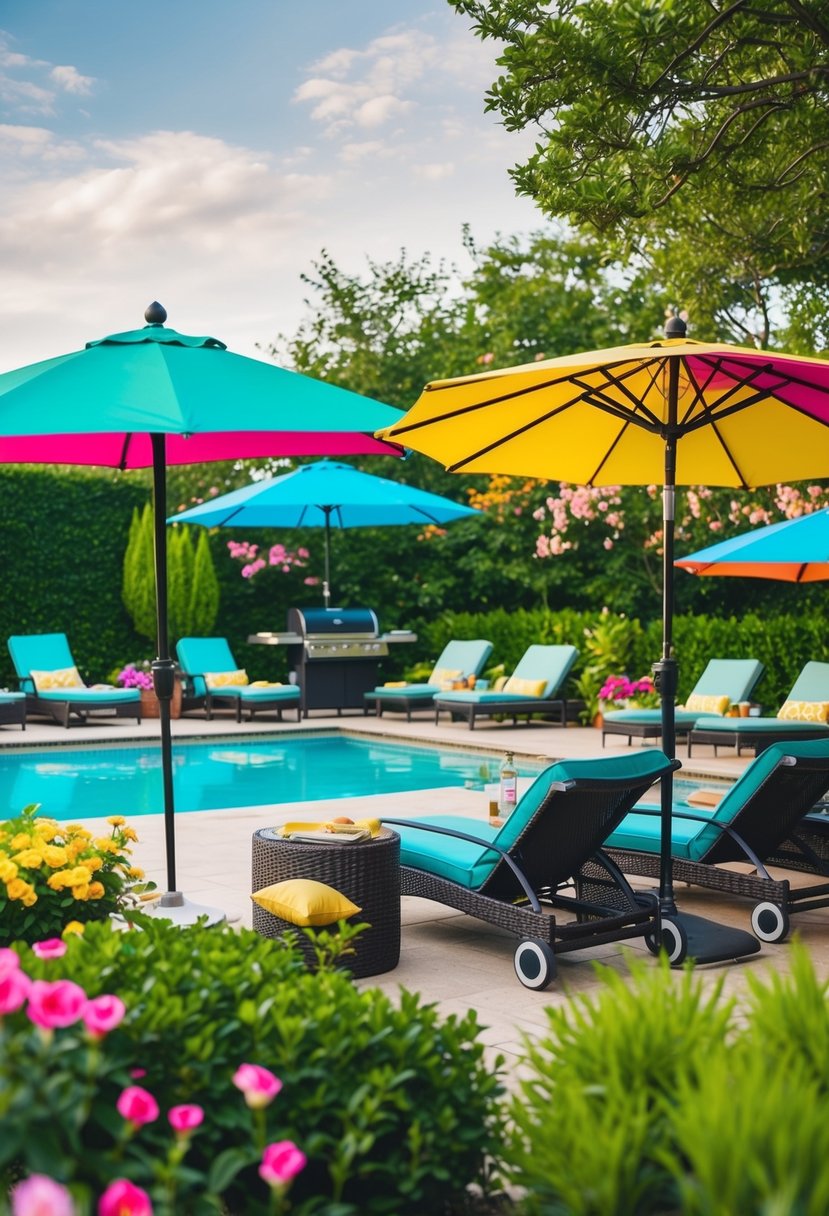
[169,459,480,604]
[676,507,829,583]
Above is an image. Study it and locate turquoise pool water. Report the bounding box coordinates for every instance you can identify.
[1,735,545,821]
[0,734,720,822]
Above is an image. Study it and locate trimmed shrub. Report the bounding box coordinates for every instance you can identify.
[3,918,504,1215]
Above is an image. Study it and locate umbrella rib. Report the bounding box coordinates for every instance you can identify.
[117,434,132,472]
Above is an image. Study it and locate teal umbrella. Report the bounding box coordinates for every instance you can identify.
[0,303,403,919]
[169,459,479,605]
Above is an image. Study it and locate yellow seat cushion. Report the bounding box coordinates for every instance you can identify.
[684,693,731,715]
[251,878,361,927]
[205,669,249,689]
[777,700,829,723]
[248,680,284,688]
[431,667,463,690]
[30,666,84,691]
[502,675,548,697]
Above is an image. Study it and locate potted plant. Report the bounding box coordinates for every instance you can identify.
[111,661,183,719]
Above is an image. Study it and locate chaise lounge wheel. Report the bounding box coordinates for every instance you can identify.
[645,917,688,966]
[513,938,556,990]
[751,901,790,943]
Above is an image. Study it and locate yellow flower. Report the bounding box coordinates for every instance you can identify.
[78,856,103,872]
[0,859,18,883]
[10,833,31,850]
[107,816,126,827]
[66,825,91,837]
[6,877,33,902]
[66,840,86,862]
[93,838,119,855]
[42,845,68,868]
[122,828,138,843]
[12,848,44,869]
[33,822,60,842]
[62,921,85,938]
[47,870,73,891]
[71,884,90,900]
[128,866,145,879]
[21,889,37,907]
[86,881,105,900]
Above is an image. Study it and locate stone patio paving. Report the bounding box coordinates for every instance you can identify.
[3,707,828,1072]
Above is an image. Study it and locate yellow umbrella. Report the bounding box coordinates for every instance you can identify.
[379,316,829,962]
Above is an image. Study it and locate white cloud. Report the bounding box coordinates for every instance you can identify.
[50,64,95,95]
[414,162,455,181]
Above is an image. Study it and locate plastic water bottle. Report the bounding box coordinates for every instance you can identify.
[498,751,518,818]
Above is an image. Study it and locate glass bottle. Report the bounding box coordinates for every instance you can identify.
[498,751,518,818]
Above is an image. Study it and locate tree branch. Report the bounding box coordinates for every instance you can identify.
[651,0,753,88]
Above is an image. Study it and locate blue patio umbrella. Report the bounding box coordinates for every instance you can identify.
[168,459,480,605]
[676,507,829,582]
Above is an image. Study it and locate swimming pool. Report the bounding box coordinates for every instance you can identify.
[0,735,544,821]
[0,734,723,822]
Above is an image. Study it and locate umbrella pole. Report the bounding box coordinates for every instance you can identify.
[655,421,679,914]
[323,508,331,607]
[150,434,178,897]
[150,434,224,925]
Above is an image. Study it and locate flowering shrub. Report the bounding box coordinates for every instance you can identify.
[227,539,312,582]
[0,805,151,945]
[0,943,306,1215]
[113,662,154,691]
[599,674,661,709]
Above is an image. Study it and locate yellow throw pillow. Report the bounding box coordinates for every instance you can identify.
[248,680,284,688]
[30,666,84,691]
[503,676,548,697]
[204,669,249,689]
[777,700,829,723]
[685,693,730,715]
[251,878,361,927]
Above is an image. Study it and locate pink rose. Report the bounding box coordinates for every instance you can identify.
[32,939,67,961]
[0,965,30,1016]
[259,1140,307,1187]
[12,1173,75,1216]
[232,1063,282,1109]
[116,1085,159,1126]
[168,1104,204,1134]
[98,1179,152,1216]
[26,980,86,1030]
[83,994,126,1039]
[0,947,21,975]
[129,1068,146,1079]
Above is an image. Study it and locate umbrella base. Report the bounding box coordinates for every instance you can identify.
[660,911,760,964]
[148,891,226,927]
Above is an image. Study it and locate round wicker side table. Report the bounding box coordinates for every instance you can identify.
[251,827,400,978]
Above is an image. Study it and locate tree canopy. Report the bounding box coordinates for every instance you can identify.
[448,0,829,349]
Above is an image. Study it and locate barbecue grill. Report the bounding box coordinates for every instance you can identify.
[249,607,416,716]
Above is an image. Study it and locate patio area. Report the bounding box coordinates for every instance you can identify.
[4,708,829,1072]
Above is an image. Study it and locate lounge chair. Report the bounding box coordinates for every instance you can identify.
[7,633,141,728]
[176,637,301,722]
[605,738,829,943]
[382,749,678,988]
[364,639,493,721]
[688,661,829,757]
[602,658,765,747]
[433,643,578,730]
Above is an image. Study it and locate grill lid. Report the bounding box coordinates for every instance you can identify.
[287,606,379,637]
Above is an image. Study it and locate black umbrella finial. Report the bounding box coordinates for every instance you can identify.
[664,312,687,339]
[145,301,168,326]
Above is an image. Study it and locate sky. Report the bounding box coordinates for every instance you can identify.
[0,0,541,374]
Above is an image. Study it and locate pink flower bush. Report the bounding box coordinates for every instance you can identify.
[11,1173,75,1216]
[259,1140,307,1187]
[228,539,310,582]
[232,1062,282,1108]
[26,980,87,1030]
[115,664,154,692]
[83,994,126,1039]
[32,939,67,960]
[98,1179,153,1216]
[0,950,30,1016]
[168,1104,204,1134]
[599,675,659,706]
[116,1085,159,1126]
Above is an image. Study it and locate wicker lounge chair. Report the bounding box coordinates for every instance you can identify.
[433,643,578,730]
[602,658,764,746]
[176,637,301,722]
[605,738,829,943]
[687,661,829,757]
[0,691,26,730]
[382,749,678,989]
[7,633,141,728]
[364,639,493,721]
